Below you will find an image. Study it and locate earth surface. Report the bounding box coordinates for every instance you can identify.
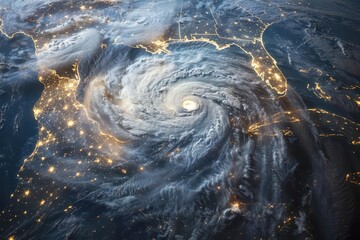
[0,0,360,239]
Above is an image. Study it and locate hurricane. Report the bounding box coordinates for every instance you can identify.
[1,0,360,239]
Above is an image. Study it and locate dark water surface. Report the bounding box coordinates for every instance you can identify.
[0,33,42,209]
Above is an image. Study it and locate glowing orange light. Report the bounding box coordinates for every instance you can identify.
[67,120,75,127]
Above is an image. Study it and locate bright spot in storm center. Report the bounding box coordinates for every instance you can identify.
[182,99,199,111]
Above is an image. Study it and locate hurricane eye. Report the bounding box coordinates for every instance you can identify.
[182,99,199,111]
